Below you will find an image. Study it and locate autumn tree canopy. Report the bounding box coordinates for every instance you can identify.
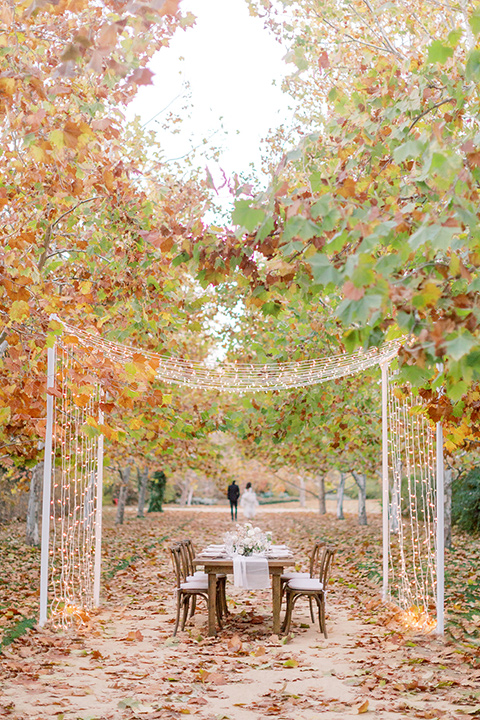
[0,0,217,468]
[177,0,480,452]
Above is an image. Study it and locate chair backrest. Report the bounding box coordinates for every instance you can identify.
[317,545,335,588]
[309,541,326,576]
[182,539,195,576]
[172,539,197,580]
[170,544,184,587]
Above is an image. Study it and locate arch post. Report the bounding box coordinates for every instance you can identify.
[93,397,104,607]
[436,422,445,634]
[381,361,389,601]
[39,343,56,627]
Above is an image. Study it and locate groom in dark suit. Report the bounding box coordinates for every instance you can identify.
[227,480,240,521]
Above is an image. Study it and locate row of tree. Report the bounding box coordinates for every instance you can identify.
[2,0,480,545]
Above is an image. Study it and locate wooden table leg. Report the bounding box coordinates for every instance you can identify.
[207,571,217,637]
[272,570,281,635]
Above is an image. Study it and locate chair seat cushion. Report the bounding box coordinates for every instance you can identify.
[187,571,207,581]
[288,578,324,591]
[180,581,208,591]
[281,572,310,580]
[187,573,226,583]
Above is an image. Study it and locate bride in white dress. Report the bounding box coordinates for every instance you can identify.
[240,482,259,519]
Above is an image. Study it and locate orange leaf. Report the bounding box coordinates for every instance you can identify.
[159,0,180,15]
[47,387,62,398]
[318,51,330,69]
[130,68,155,86]
[343,281,365,300]
[357,699,369,714]
[0,77,15,96]
[227,634,242,652]
[339,176,356,198]
[97,23,118,50]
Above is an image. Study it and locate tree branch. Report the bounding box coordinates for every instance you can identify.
[43,248,112,264]
[37,223,52,272]
[408,98,455,132]
[51,196,103,229]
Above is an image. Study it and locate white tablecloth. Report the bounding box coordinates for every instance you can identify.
[233,555,270,589]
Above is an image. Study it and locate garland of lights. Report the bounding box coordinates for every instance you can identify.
[41,320,441,632]
[59,319,401,390]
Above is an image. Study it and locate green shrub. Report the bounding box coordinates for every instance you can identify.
[452,467,480,534]
[147,470,167,513]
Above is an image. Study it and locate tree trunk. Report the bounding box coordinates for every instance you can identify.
[116,466,131,525]
[336,472,346,520]
[187,486,194,506]
[298,475,306,508]
[179,474,190,505]
[444,467,453,549]
[317,475,326,515]
[352,470,367,526]
[137,465,149,518]
[26,461,43,546]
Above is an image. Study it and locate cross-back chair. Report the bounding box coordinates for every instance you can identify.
[180,539,228,618]
[281,545,335,638]
[169,542,226,635]
[280,541,326,621]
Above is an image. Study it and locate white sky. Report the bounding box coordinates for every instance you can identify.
[127,0,293,194]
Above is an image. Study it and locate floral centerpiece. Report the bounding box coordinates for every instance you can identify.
[224,523,272,557]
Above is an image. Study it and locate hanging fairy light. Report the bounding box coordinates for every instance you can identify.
[48,344,100,628]
[41,319,440,632]
[387,385,438,631]
[58,319,401,391]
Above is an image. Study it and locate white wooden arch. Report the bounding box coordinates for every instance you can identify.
[40,320,444,633]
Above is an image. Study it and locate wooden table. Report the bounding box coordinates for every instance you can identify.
[193,554,295,637]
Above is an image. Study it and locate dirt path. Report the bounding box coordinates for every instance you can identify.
[0,509,477,719]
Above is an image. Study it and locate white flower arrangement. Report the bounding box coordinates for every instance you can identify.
[224,523,272,557]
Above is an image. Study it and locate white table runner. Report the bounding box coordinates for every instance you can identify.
[233,555,270,589]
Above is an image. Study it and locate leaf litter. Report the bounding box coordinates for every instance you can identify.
[0,507,478,719]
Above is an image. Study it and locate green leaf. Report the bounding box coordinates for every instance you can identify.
[172,251,190,267]
[124,362,138,376]
[446,379,469,403]
[447,29,463,47]
[282,216,321,243]
[255,216,275,243]
[445,333,478,361]
[335,294,383,326]
[466,49,480,82]
[469,7,480,36]
[49,129,65,148]
[399,364,432,386]
[427,40,454,64]
[408,225,460,251]
[80,423,100,439]
[468,276,480,292]
[232,200,265,232]
[393,140,424,163]
[117,698,140,709]
[308,254,342,285]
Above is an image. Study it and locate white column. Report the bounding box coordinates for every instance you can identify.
[381,362,389,601]
[93,399,104,607]
[39,344,56,627]
[436,422,445,635]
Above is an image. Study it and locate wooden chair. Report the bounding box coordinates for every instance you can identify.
[280,541,325,621]
[281,546,335,638]
[179,539,228,618]
[169,544,224,635]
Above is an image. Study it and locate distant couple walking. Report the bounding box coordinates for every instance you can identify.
[227,480,259,521]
